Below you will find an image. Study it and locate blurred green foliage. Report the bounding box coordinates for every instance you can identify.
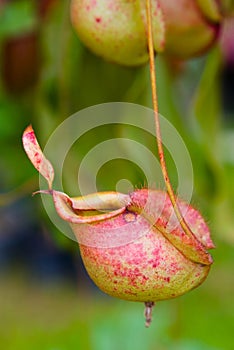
[0,0,37,37]
[0,1,233,349]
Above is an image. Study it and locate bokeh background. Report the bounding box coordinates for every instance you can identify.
[0,1,234,349]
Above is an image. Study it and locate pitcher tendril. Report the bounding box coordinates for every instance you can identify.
[146,0,200,245]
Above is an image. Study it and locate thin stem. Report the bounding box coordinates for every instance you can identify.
[145,0,196,240]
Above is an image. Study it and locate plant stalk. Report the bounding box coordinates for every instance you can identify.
[145,0,197,241]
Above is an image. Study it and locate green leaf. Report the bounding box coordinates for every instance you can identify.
[194,47,222,144]
[0,0,38,38]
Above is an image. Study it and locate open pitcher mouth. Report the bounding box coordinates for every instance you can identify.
[52,190,131,224]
